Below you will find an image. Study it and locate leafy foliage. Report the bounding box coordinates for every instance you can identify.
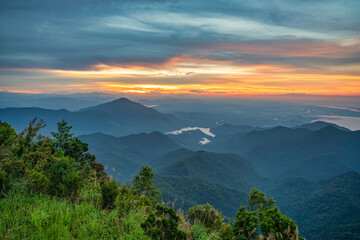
[187,203,223,230]
[141,204,187,240]
[234,189,299,240]
[247,187,275,212]
[101,180,120,209]
[233,206,258,240]
[259,207,297,240]
[131,165,161,202]
[0,119,106,199]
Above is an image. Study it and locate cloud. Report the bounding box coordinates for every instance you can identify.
[190,89,203,93]
[1,0,359,95]
[1,0,359,70]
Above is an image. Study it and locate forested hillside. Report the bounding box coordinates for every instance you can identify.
[269,172,360,240]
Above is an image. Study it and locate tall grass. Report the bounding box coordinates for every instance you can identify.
[190,221,222,240]
[0,189,150,239]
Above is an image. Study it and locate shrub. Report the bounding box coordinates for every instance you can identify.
[187,203,223,230]
[46,156,83,198]
[101,180,120,209]
[141,204,187,240]
[115,184,143,216]
[27,170,50,193]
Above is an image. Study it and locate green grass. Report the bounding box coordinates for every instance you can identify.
[190,222,221,240]
[0,190,150,240]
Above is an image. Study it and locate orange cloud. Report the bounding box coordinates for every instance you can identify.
[1,54,360,95]
[1,89,44,94]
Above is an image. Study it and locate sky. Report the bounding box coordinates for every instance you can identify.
[0,0,360,96]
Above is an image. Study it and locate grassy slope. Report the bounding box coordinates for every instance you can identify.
[0,190,149,240]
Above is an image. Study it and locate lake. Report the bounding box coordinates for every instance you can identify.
[315,115,360,131]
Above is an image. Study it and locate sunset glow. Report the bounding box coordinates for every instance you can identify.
[2,55,360,95]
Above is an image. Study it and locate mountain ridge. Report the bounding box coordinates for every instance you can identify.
[0,97,185,136]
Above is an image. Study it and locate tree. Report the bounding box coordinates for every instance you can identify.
[0,119,47,195]
[18,118,46,156]
[131,166,160,202]
[259,207,297,240]
[51,120,106,179]
[0,121,17,148]
[235,188,301,240]
[233,206,258,240]
[83,152,107,180]
[51,120,88,162]
[247,187,275,212]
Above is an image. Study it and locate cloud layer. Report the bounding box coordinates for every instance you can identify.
[0,0,359,95]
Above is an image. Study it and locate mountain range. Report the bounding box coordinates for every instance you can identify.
[0,98,184,136]
[203,125,360,180]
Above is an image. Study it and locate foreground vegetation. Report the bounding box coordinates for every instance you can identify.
[0,119,303,239]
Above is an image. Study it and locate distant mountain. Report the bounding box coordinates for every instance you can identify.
[79,98,174,125]
[246,126,360,179]
[79,131,183,182]
[211,123,262,136]
[157,150,264,192]
[0,107,71,135]
[152,148,195,170]
[206,126,311,155]
[0,97,185,136]
[155,175,247,218]
[0,91,116,110]
[295,121,350,131]
[269,171,360,240]
[204,125,360,180]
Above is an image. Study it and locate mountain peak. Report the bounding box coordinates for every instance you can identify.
[110,97,132,104]
[79,97,160,114]
[79,97,140,111]
[328,170,360,181]
[273,126,290,131]
[295,121,350,131]
[316,125,343,133]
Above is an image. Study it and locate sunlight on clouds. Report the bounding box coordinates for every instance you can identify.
[134,85,179,90]
[2,55,360,95]
[2,90,44,94]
